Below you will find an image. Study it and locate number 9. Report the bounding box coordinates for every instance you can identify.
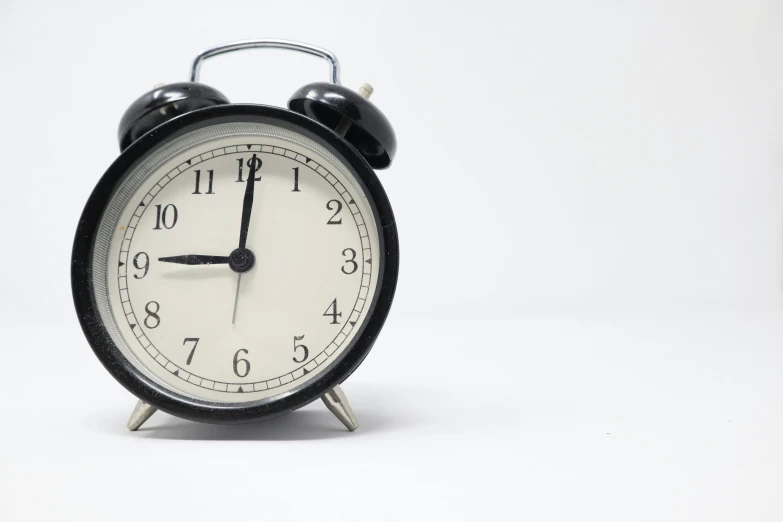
[133,252,149,279]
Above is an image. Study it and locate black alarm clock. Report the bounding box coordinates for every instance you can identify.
[71,39,398,431]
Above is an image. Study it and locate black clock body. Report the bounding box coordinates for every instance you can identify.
[72,103,399,424]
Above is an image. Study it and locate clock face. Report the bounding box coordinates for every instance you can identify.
[89,120,382,404]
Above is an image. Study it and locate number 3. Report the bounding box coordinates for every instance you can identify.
[341,248,358,274]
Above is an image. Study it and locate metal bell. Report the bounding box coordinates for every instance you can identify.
[118,82,229,151]
[288,82,396,169]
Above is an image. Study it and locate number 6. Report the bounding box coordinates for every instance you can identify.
[233,349,251,377]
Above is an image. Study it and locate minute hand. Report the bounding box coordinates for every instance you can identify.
[238,154,260,249]
[158,255,230,265]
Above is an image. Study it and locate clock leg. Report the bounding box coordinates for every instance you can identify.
[321,385,358,431]
[127,399,157,431]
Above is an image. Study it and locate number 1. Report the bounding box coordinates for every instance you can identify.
[292,167,300,192]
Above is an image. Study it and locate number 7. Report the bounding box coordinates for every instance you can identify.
[183,338,200,365]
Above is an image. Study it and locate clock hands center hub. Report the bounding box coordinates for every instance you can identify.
[228,247,256,273]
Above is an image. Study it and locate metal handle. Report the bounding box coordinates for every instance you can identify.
[190,39,340,84]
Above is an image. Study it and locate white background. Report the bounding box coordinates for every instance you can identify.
[1,0,782,520]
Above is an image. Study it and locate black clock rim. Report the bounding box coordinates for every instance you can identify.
[71,104,399,424]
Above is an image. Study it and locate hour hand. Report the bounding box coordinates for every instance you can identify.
[158,255,230,265]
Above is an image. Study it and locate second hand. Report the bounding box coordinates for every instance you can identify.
[231,274,242,325]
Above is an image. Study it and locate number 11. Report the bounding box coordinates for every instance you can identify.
[193,170,214,194]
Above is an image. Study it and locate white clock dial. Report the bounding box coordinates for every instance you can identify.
[93,123,381,403]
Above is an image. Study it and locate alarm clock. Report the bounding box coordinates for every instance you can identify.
[71,40,399,432]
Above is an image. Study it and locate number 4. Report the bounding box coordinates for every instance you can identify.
[323,299,342,324]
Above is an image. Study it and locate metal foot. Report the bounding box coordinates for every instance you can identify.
[321,385,358,431]
[127,400,157,431]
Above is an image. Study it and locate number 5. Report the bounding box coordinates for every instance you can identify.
[293,335,309,363]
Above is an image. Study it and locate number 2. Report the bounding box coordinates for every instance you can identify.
[326,200,342,224]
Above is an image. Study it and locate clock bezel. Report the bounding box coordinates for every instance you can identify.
[71,104,399,424]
